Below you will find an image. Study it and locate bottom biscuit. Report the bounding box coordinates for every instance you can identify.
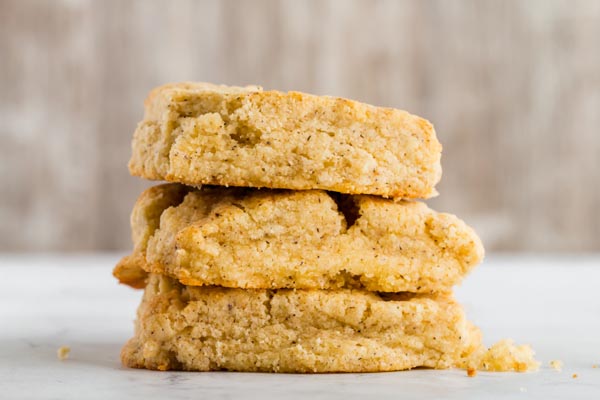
[122,274,484,372]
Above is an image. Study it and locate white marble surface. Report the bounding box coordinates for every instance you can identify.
[0,254,599,399]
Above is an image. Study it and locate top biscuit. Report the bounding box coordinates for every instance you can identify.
[129,82,442,199]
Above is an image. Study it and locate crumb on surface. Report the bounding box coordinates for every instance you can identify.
[572,373,578,379]
[57,346,70,361]
[467,339,540,372]
[467,368,477,377]
[549,359,563,371]
[592,364,598,369]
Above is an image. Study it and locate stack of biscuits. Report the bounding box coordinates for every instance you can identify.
[114,83,538,373]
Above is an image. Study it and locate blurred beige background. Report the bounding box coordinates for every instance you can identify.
[1,0,599,253]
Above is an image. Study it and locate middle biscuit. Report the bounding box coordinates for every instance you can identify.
[115,183,483,293]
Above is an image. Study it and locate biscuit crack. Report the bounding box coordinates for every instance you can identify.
[263,290,275,318]
[328,192,360,229]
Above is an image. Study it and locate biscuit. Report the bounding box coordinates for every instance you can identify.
[121,274,482,372]
[473,339,540,372]
[129,82,442,199]
[114,184,484,293]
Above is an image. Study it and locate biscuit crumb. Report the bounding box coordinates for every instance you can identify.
[549,360,563,371]
[57,346,70,361]
[592,364,598,369]
[572,373,578,379]
[467,368,477,377]
[466,339,539,372]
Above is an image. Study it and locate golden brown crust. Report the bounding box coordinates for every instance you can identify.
[129,82,442,199]
[113,254,148,289]
[114,184,484,293]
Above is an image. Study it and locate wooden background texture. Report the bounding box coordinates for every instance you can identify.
[1,0,599,252]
